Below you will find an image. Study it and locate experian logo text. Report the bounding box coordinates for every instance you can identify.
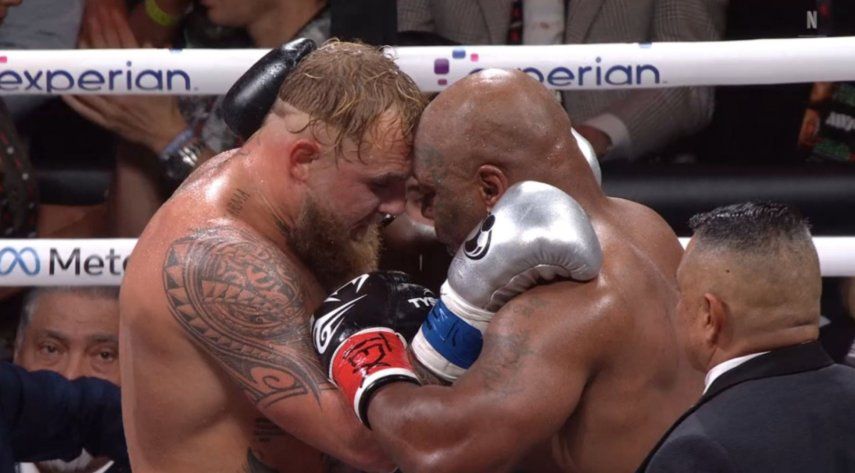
[433,48,661,88]
[0,59,192,93]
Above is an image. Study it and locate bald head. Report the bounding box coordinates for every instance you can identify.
[417,69,590,182]
[412,69,603,249]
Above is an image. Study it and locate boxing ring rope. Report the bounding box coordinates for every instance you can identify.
[1,36,854,95]
[1,37,854,286]
[0,238,853,286]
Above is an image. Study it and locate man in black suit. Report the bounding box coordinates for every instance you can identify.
[638,201,855,473]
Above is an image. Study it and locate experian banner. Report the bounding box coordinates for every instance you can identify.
[393,37,855,92]
[0,239,136,286]
[1,37,855,94]
[0,49,264,95]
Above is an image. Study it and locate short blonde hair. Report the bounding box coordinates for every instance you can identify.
[277,40,426,161]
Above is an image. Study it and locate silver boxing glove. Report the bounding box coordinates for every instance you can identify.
[411,181,603,381]
[572,128,601,186]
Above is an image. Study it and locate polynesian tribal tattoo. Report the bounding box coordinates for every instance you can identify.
[245,449,278,473]
[162,226,333,407]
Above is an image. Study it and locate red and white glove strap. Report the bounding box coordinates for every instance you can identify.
[330,328,420,426]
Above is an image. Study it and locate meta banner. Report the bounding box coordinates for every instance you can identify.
[0,239,136,286]
[0,237,852,285]
[2,37,855,94]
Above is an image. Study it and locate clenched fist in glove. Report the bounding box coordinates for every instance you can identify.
[312,271,436,426]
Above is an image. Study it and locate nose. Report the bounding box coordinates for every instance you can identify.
[379,197,406,217]
[61,352,87,380]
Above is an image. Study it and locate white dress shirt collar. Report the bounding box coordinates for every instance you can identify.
[703,351,770,394]
[17,461,114,473]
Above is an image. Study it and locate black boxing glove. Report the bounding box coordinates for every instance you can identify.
[222,37,316,141]
[312,271,436,426]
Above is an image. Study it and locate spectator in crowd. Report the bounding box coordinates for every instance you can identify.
[638,201,855,472]
[0,0,20,23]
[64,0,330,236]
[13,287,123,473]
[698,0,855,164]
[0,0,37,308]
[397,0,726,161]
[78,0,191,50]
[0,102,38,240]
[13,287,120,383]
[0,0,85,121]
[0,0,38,241]
[0,286,127,472]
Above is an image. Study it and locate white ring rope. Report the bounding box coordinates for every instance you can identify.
[1,36,854,95]
[0,237,853,286]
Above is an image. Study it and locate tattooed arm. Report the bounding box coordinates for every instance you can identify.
[364,283,606,473]
[162,225,392,472]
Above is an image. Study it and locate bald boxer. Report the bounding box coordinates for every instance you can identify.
[315,69,703,473]
[119,41,425,472]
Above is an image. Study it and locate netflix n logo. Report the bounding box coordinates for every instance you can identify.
[806,10,818,29]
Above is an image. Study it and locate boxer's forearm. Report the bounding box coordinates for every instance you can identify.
[261,389,394,473]
[366,383,518,473]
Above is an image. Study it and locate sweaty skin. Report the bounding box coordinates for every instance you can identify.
[366,70,704,473]
[120,105,409,473]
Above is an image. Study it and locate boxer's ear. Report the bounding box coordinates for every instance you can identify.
[476,164,508,209]
[289,139,321,182]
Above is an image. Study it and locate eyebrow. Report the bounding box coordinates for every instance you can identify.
[86,334,119,345]
[41,330,69,344]
[36,330,118,346]
[372,172,410,185]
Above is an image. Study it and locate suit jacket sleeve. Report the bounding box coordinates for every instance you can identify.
[0,363,128,466]
[588,0,726,159]
[645,432,739,473]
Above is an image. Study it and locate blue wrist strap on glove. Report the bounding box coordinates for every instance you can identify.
[419,299,484,370]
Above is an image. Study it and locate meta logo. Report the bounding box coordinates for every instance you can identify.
[433,48,662,88]
[49,248,129,276]
[0,247,40,276]
[0,58,193,93]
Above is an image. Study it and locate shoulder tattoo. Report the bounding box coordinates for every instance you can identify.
[163,226,332,408]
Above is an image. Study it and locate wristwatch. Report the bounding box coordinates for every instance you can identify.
[159,129,203,182]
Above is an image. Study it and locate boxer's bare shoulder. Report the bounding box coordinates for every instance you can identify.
[466,203,696,473]
[602,197,684,275]
[120,158,331,472]
[161,223,331,406]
